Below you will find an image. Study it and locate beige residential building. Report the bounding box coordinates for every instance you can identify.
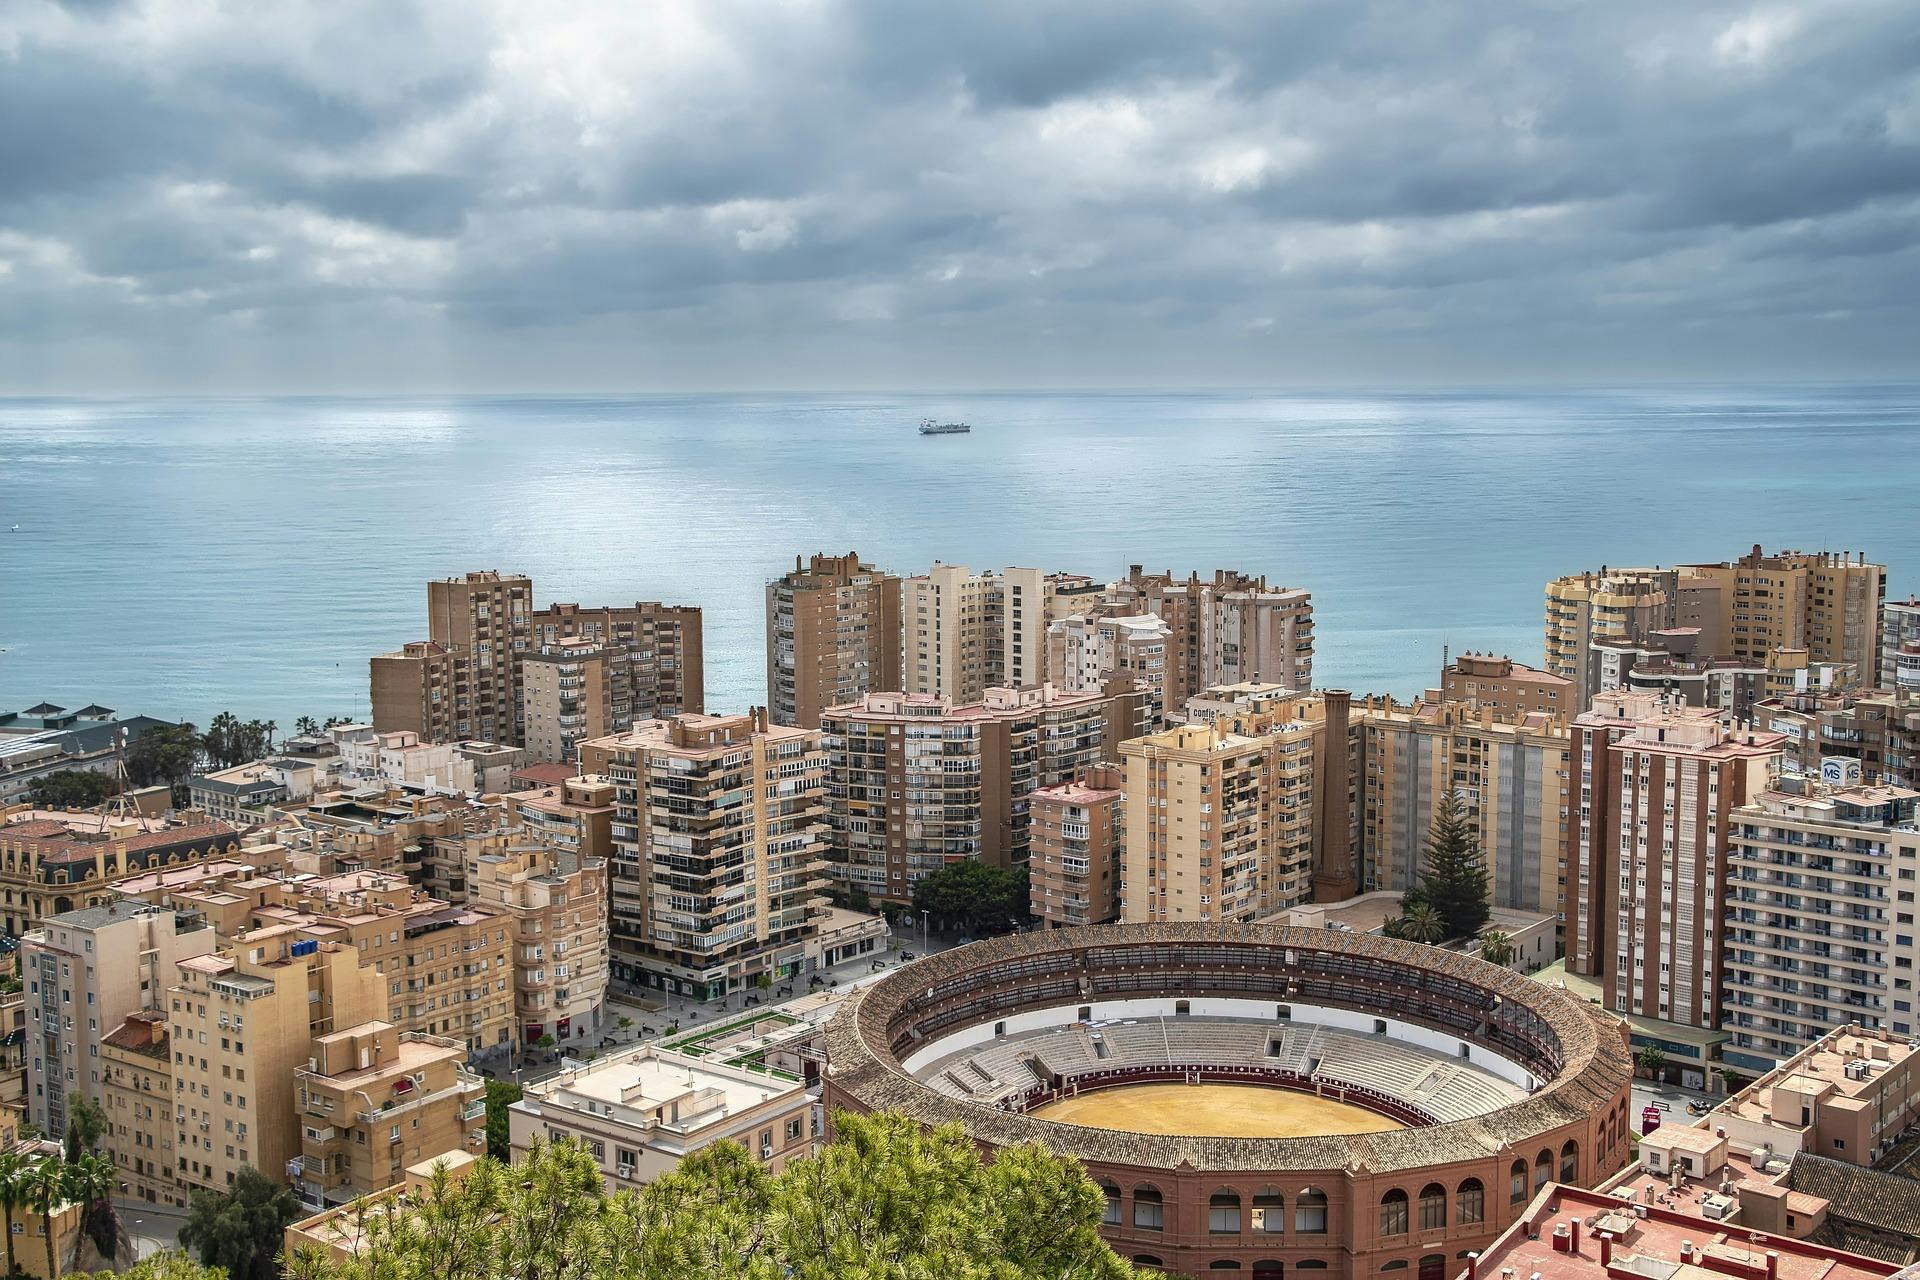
[1565,691,1783,1030]
[1544,567,1700,699]
[466,842,609,1046]
[903,564,1099,702]
[246,873,515,1055]
[1758,686,1920,789]
[1440,652,1576,720]
[168,940,385,1195]
[1029,767,1124,929]
[1682,547,1884,677]
[580,712,830,1000]
[1357,699,1571,918]
[100,1010,179,1205]
[766,552,902,730]
[0,808,242,937]
[1107,566,1315,710]
[23,903,215,1137]
[509,776,617,862]
[823,683,1137,906]
[1046,613,1172,727]
[508,1044,813,1190]
[335,730,481,794]
[1881,599,1920,692]
[1714,1026,1920,1168]
[521,639,614,764]
[291,1021,483,1210]
[1721,771,1920,1073]
[372,572,703,749]
[1119,692,1331,924]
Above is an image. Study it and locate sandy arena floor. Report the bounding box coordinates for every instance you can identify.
[1031,1082,1406,1137]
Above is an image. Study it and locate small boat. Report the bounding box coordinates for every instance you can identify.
[918,418,971,436]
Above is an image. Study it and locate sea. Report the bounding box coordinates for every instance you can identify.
[1,385,1916,732]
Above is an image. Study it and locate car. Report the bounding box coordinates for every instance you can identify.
[1686,1099,1714,1116]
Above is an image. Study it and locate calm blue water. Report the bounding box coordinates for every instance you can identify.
[2,387,1916,731]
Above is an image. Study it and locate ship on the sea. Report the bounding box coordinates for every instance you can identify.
[918,418,971,436]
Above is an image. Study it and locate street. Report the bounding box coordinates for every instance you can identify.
[1631,1075,1719,1129]
[118,1200,188,1261]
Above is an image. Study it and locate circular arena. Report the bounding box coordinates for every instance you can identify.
[822,923,1635,1280]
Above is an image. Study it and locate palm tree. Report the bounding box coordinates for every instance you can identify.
[63,1152,122,1269]
[1479,930,1516,968]
[0,1151,27,1279]
[294,716,319,738]
[24,1157,65,1280]
[1399,904,1447,944]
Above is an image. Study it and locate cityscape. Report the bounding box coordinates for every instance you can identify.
[6,0,1920,1277]
[1,547,1919,1277]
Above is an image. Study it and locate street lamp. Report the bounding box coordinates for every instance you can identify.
[921,909,929,948]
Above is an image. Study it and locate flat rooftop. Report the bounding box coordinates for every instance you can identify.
[529,1046,802,1133]
[1478,1184,1898,1280]
[1725,1028,1918,1126]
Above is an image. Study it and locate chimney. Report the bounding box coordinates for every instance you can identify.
[1569,1219,1580,1252]
[1599,1235,1613,1266]
[1680,1243,1694,1263]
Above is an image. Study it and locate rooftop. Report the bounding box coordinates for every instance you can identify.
[522,1044,802,1136]
[1471,1184,1897,1280]
[1724,1027,1920,1128]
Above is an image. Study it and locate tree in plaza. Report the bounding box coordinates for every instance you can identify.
[911,860,1030,937]
[177,1168,301,1280]
[1405,791,1490,942]
[285,1111,1146,1280]
[483,1079,522,1161]
[24,771,118,810]
[1635,1045,1668,1082]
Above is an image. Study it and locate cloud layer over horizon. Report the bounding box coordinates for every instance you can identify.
[3,0,1919,392]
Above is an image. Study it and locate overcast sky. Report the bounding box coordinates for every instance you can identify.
[2,0,1918,393]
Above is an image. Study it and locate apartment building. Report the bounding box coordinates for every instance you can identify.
[1682,547,1884,677]
[290,1020,483,1210]
[1759,687,1920,788]
[508,1044,812,1190]
[822,684,1132,906]
[466,843,609,1047]
[1108,566,1315,708]
[508,776,617,862]
[1721,771,1920,1072]
[1440,652,1576,719]
[282,791,474,895]
[1119,692,1333,923]
[188,758,323,824]
[372,572,702,749]
[1565,691,1784,1029]
[1358,699,1571,917]
[23,903,215,1137]
[335,730,482,794]
[1882,599,1920,693]
[100,1010,178,1205]
[1545,567,1697,698]
[765,552,902,729]
[580,711,829,1000]
[1029,766,1124,929]
[902,564,1100,702]
[1046,613,1172,727]
[168,940,384,1195]
[245,873,515,1055]
[1715,1026,1920,1168]
[521,639,614,764]
[0,809,242,937]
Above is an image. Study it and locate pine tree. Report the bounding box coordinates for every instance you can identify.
[1412,791,1490,942]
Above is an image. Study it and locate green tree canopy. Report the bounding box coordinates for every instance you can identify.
[483,1079,522,1161]
[125,723,202,790]
[25,771,118,810]
[79,1251,228,1280]
[286,1110,1145,1280]
[178,1167,300,1280]
[910,861,1030,937]
[1405,791,1490,942]
[63,1091,107,1160]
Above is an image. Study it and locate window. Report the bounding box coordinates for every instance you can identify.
[1560,1140,1578,1182]
[1252,1187,1284,1234]
[1534,1150,1552,1192]
[1133,1186,1163,1231]
[1209,1190,1241,1234]
[1509,1159,1528,1205]
[1380,1189,1409,1236]
[1456,1178,1484,1226]
[1294,1186,1328,1234]
[1099,1182,1121,1226]
[1418,1184,1446,1233]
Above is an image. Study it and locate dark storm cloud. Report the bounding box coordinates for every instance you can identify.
[0,0,1917,391]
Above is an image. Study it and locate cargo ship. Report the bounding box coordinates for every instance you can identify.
[918,418,971,436]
